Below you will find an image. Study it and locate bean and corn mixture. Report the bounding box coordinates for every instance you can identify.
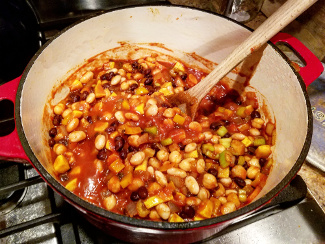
[48,52,275,222]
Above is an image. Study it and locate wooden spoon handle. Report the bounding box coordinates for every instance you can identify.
[188,0,318,101]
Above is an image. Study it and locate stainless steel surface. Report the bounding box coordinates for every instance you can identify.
[307,63,325,172]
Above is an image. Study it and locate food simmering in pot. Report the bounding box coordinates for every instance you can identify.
[47,49,275,222]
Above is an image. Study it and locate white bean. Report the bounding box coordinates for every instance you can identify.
[80,71,94,83]
[184,143,197,153]
[163,108,175,118]
[197,187,210,200]
[125,113,139,122]
[156,150,169,162]
[202,173,217,189]
[53,144,67,155]
[86,93,96,104]
[146,104,158,116]
[168,151,182,164]
[66,118,79,132]
[156,203,170,220]
[103,195,116,211]
[179,158,195,171]
[95,134,106,150]
[155,170,167,187]
[115,111,125,123]
[69,131,86,142]
[54,103,65,115]
[185,176,199,195]
[111,75,122,85]
[130,152,146,165]
[231,133,246,140]
[167,168,186,178]
[196,159,205,174]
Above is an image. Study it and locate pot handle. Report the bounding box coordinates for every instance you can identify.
[0,76,30,163]
[270,33,324,87]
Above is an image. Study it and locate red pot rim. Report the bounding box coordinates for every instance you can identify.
[14,4,312,230]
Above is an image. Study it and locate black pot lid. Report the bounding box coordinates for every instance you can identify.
[306,62,325,172]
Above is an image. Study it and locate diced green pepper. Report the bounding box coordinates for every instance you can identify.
[216,126,228,137]
[202,143,215,154]
[161,137,173,146]
[236,106,246,118]
[219,150,232,168]
[205,150,218,159]
[219,138,232,148]
[144,126,158,135]
[253,136,266,146]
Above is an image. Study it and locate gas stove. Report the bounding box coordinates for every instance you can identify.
[0,1,325,243]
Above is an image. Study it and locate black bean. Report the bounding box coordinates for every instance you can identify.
[138,186,148,199]
[128,146,137,152]
[60,174,69,182]
[144,69,151,77]
[178,143,186,151]
[150,143,160,152]
[102,83,110,89]
[223,120,230,126]
[119,149,128,160]
[210,122,222,130]
[223,132,231,138]
[80,91,89,100]
[131,61,139,69]
[58,139,68,146]
[180,74,187,80]
[247,146,256,155]
[49,128,57,138]
[259,158,267,167]
[52,115,62,126]
[233,177,246,188]
[106,121,117,133]
[130,191,140,201]
[100,72,115,81]
[48,138,56,147]
[118,172,124,180]
[144,78,153,86]
[114,136,125,151]
[235,99,242,105]
[180,205,195,219]
[129,83,139,91]
[86,116,93,124]
[97,149,108,160]
[208,168,218,177]
[105,126,116,133]
[70,93,80,103]
[251,110,261,119]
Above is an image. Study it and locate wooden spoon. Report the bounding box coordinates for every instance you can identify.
[167,0,318,119]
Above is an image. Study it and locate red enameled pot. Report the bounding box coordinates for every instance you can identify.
[0,6,323,243]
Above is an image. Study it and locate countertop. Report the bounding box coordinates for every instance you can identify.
[169,0,325,211]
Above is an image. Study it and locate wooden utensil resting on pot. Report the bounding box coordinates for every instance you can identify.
[167,0,318,119]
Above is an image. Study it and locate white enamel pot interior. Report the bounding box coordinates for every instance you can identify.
[15,5,312,243]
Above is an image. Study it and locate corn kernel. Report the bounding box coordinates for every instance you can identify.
[241,137,253,147]
[135,103,145,114]
[65,178,77,191]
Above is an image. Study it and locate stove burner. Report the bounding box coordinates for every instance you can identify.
[0,162,26,215]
